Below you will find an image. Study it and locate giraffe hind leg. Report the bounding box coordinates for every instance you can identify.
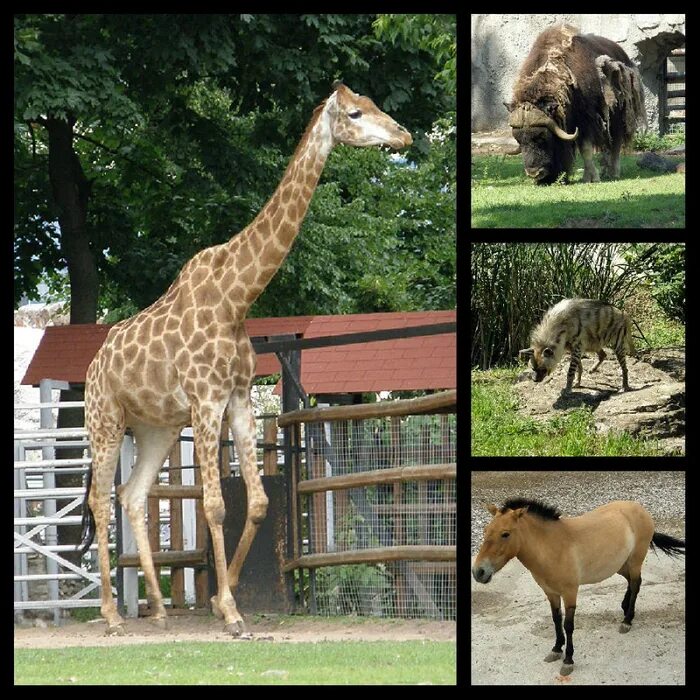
[118,424,181,627]
[86,432,126,634]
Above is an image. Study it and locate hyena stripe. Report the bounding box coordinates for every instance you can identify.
[520,298,634,393]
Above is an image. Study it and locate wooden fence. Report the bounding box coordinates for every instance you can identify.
[278,390,456,617]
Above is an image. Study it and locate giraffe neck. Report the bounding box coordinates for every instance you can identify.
[226,97,336,314]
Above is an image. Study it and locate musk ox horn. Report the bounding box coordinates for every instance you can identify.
[509,104,578,141]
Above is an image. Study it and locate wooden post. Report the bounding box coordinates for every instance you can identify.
[147,492,161,594]
[263,416,278,476]
[309,424,327,554]
[169,440,185,608]
[418,422,431,546]
[390,416,407,615]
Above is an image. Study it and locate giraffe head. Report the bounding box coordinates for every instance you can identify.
[327,82,413,150]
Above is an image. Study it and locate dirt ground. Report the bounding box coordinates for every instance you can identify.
[471,471,686,686]
[14,613,456,649]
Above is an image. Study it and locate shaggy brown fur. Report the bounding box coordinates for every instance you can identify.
[506,25,645,184]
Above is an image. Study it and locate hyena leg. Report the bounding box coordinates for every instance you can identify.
[566,346,582,391]
[616,351,630,391]
[590,349,607,373]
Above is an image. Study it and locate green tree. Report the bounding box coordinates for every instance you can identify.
[15,14,455,320]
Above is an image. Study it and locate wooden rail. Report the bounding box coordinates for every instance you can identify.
[118,549,207,568]
[277,389,456,427]
[283,545,455,572]
[297,463,455,495]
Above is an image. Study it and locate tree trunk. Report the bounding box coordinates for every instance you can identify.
[46,117,99,325]
[46,117,98,569]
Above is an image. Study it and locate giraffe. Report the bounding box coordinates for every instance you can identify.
[79,82,413,636]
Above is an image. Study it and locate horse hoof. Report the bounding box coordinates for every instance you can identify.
[619,622,632,634]
[560,663,574,676]
[106,624,125,637]
[544,651,562,662]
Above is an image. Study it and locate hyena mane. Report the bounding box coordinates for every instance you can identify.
[520,298,635,392]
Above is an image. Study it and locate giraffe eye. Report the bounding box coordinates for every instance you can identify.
[348,110,362,119]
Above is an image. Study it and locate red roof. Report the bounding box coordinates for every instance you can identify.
[298,311,455,393]
[21,311,455,393]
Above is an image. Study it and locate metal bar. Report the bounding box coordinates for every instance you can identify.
[14,457,91,468]
[14,514,85,527]
[14,428,89,439]
[251,321,456,355]
[14,401,85,410]
[15,487,92,499]
[15,573,86,582]
[14,543,115,554]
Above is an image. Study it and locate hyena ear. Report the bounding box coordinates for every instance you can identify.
[518,348,534,362]
[543,347,555,358]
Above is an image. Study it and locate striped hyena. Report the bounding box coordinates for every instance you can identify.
[519,298,635,392]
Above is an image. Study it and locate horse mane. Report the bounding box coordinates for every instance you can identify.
[502,497,562,520]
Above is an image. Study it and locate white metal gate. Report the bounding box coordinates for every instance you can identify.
[14,379,115,624]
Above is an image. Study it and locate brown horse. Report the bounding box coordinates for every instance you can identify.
[472,498,685,676]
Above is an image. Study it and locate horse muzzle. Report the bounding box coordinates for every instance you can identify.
[472,562,494,584]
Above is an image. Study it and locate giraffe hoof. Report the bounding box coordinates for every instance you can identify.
[224,620,247,637]
[544,651,562,663]
[106,624,125,637]
[150,616,169,630]
[619,622,632,634]
[559,663,574,676]
[210,595,224,620]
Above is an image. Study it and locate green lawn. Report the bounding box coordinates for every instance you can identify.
[14,640,456,685]
[471,154,685,228]
[471,368,669,457]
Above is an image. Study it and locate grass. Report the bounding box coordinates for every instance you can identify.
[471,154,685,228]
[14,640,456,685]
[471,367,668,457]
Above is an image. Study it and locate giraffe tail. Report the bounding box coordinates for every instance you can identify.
[78,465,96,556]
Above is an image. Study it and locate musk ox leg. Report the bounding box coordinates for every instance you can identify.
[580,141,600,183]
[600,148,622,180]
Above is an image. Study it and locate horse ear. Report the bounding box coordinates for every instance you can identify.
[486,503,499,516]
[513,506,529,519]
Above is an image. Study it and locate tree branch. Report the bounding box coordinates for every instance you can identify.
[72,131,174,189]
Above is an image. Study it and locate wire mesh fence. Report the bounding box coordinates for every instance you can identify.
[299,406,456,620]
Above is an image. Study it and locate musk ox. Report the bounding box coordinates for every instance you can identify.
[505,25,645,184]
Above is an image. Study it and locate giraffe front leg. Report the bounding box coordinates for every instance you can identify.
[226,390,269,591]
[192,402,247,636]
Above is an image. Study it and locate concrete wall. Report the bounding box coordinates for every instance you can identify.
[471,14,686,133]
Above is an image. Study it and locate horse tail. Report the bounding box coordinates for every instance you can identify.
[650,531,685,558]
[77,465,96,556]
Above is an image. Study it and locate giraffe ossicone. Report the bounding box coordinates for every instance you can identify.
[79,83,412,636]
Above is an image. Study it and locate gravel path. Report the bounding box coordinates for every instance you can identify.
[471,471,686,685]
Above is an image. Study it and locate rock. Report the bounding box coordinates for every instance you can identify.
[512,348,685,454]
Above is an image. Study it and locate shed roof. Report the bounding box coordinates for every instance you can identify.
[21,311,455,393]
